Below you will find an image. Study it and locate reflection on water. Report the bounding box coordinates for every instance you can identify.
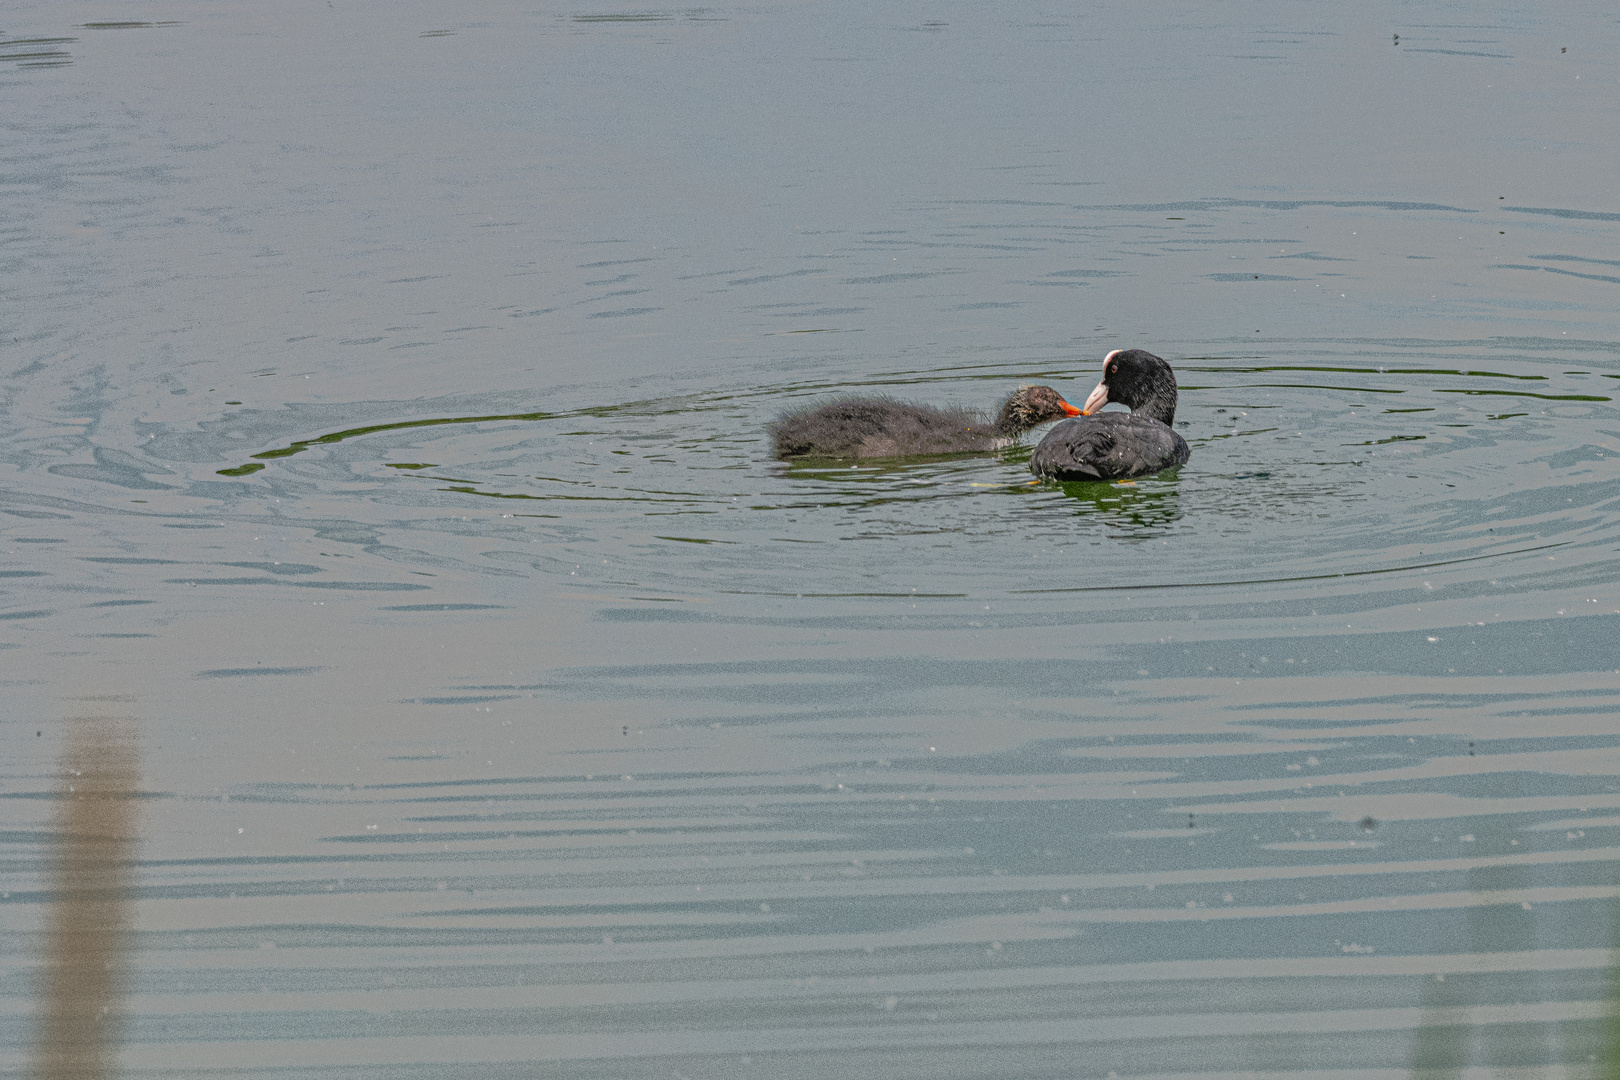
[1053,475,1184,536]
[1411,838,1562,1074]
[33,715,139,1080]
[0,35,75,69]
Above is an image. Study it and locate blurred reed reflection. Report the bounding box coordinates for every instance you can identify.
[1410,821,1555,1076]
[33,715,139,1080]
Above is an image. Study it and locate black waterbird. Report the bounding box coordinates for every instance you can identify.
[1029,349,1190,481]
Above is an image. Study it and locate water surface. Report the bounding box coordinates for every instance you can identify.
[4,2,1620,1076]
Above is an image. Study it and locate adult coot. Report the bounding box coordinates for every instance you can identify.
[1029,349,1189,480]
[771,385,1080,460]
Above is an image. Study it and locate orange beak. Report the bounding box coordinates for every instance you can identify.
[1060,399,1082,417]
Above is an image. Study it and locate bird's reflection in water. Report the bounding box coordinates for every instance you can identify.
[1057,475,1183,536]
[34,715,139,1080]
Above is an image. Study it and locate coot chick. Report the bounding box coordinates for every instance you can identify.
[1029,349,1190,480]
[771,385,1080,460]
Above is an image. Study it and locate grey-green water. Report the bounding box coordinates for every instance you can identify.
[4,2,1620,1076]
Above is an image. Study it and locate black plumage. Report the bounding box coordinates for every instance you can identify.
[1029,349,1190,480]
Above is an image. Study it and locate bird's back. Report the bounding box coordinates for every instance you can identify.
[1029,413,1189,480]
[771,398,993,459]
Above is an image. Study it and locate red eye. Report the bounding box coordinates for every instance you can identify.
[1109,365,1117,375]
